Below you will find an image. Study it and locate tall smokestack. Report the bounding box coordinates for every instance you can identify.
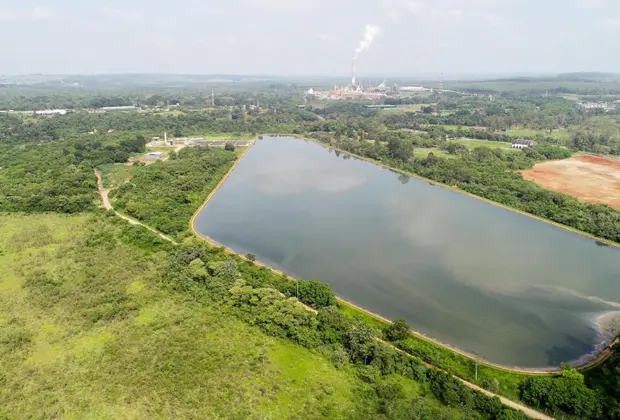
[351,25,380,88]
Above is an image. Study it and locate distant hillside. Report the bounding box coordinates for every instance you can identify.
[557,72,620,82]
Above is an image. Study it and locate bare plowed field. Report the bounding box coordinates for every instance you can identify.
[522,154,620,210]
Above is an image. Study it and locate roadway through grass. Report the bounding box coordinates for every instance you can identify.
[450,139,514,150]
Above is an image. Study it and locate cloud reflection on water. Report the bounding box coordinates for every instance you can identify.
[250,155,367,195]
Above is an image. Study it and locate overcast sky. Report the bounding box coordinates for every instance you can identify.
[1,0,619,77]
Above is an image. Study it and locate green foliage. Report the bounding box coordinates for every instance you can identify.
[375,381,404,415]
[188,258,208,281]
[297,279,337,309]
[519,366,602,418]
[318,306,353,344]
[0,214,394,419]
[569,117,620,155]
[113,147,236,238]
[523,144,572,160]
[482,378,501,394]
[344,323,377,363]
[387,136,414,161]
[324,134,620,244]
[228,283,322,348]
[0,133,146,213]
[213,258,239,283]
[384,319,411,342]
[585,343,620,418]
[6,87,620,418]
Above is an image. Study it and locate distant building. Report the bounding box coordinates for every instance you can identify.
[364,105,397,109]
[101,106,136,111]
[176,137,205,145]
[35,109,67,116]
[144,151,164,160]
[578,101,617,112]
[399,86,428,92]
[511,139,537,149]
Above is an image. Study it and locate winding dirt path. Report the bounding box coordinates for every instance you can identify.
[95,169,113,210]
[379,338,555,420]
[93,149,587,419]
[94,169,177,245]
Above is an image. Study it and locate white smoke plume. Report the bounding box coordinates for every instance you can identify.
[354,25,380,59]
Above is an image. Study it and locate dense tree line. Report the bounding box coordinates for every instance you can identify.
[4,88,620,419]
[519,365,603,419]
[111,147,236,239]
[166,237,620,419]
[585,344,620,418]
[0,135,146,213]
[3,88,619,154]
[0,107,319,145]
[0,83,303,111]
[313,134,620,244]
[570,117,620,155]
[165,243,530,420]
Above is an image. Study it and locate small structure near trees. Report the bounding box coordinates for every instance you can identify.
[511,139,537,149]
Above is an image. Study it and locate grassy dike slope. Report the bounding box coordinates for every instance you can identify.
[0,214,461,419]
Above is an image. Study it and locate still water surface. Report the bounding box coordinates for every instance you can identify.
[194,136,620,368]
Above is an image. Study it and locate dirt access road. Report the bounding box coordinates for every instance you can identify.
[94,169,177,244]
[376,339,554,419]
[96,167,553,419]
[523,154,620,210]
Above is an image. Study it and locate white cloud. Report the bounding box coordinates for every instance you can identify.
[481,12,502,27]
[405,1,426,14]
[31,6,56,20]
[0,6,56,21]
[575,0,606,9]
[602,18,620,30]
[243,0,319,13]
[98,6,143,23]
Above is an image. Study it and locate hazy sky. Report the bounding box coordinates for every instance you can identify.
[1,0,619,76]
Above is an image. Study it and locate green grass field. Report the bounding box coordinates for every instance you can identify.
[146,146,176,152]
[422,124,571,141]
[0,214,357,418]
[413,148,453,159]
[203,133,255,140]
[152,109,186,116]
[338,301,531,402]
[506,128,570,140]
[98,164,137,189]
[387,104,432,113]
[0,214,463,419]
[450,139,514,150]
[444,80,620,93]
[422,124,486,131]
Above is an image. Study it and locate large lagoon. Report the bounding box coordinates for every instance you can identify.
[194,136,620,368]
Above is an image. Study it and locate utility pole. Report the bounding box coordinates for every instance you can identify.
[437,72,444,115]
[211,89,215,107]
[439,72,444,98]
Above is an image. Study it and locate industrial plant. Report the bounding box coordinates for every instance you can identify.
[306,24,433,101]
[306,60,432,101]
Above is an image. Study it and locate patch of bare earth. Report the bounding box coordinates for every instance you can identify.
[522,155,620,210]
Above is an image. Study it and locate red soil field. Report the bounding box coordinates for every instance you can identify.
[522,155,620,211]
